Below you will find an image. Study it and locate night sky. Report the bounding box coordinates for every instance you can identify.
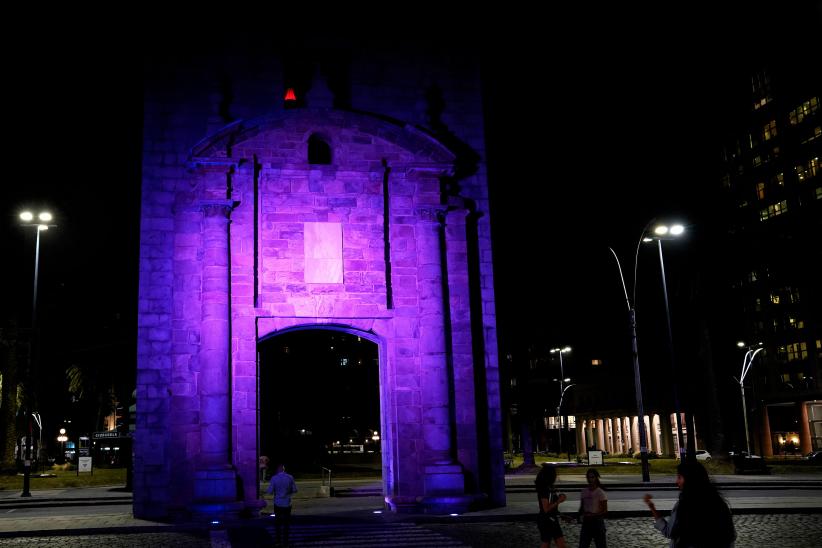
[2,5,819,442]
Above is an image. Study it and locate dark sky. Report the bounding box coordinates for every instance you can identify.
[2,4,819,423]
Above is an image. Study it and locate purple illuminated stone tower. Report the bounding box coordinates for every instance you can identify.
[135,45,504,519]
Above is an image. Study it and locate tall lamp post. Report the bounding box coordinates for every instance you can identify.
[550,346,571,457]
[557,383,575,459]
[19,210,55,497]
[642,223,688,461]
[609,240,652,482]
[735,341,763,455]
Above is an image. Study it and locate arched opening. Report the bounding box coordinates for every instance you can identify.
[258,327,382,480]
[307,133,332,164]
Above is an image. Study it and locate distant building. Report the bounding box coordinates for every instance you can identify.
[718,59,821,455]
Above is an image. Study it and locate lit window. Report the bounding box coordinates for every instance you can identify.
[772,172,784,186]
[756,182,766,200]
[801,126,822,144]
[763,120,777,141]
[816,186,822,200]
[747,271,757,283]
[796,157,820,182]
[788,317,804,329]
[781,373,791,383]
[759,200,788,220]
[591,359,602,366]
[771,293,780,305]
[754,298,762,312]
[787,342,808,361]
[788,96,819,125]
[753,155,762,167]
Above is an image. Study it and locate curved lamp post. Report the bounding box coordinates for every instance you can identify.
[19,210,55,497]
[735,341,764,455]
[557,382,575,459]
[642,223,688,460]
[550,346,571,457]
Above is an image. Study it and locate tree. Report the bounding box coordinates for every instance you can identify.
[0,321,24,470]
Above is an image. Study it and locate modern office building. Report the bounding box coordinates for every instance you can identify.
[717,58,821,455]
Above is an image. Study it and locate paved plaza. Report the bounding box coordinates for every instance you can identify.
[1,473,821,546]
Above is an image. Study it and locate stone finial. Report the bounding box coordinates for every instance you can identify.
[306,65,334,109]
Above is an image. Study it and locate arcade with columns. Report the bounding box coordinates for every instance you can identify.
[576,413,690,456]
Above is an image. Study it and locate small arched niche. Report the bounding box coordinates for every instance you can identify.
[307,133,332,164]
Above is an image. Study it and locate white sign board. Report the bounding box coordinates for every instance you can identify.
[78,457,93,472]
[588,450,604,465]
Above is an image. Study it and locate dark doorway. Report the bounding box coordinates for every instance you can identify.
[258,329,381,477]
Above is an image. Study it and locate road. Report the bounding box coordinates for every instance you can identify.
[1,476,821,546]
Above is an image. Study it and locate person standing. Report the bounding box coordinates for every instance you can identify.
[578,468,608,548]
[644,461,736,548]
[259,455,270,482]
[535,463,568,548]
[266,462,298,546]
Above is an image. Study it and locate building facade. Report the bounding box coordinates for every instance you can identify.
[718,62,821,455]
[135,40,504,520]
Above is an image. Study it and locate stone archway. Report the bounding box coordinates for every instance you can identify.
[134,106,504,520]
[257,324,386,486]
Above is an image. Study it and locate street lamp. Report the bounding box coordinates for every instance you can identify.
[609,241,651,482]
[557,382,575,460]
[735,341,764,455]
[642,222,688,461]
[550,346,571,458]
[57,428,68,465]
[19,210,55,497]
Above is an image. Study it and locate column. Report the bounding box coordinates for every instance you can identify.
[653,415,663,455]
[622,417,636,457]
[607,418,616,453]
[760,406,773,456]
[615,418,624,454]
[799,402,812,455]
[632,416,640,454]
[191,201,242,517]
[199,202,233,467]
[660,413,675,457]
[577,420,587,456]
[417,214,466,506]
[596,419,605,450]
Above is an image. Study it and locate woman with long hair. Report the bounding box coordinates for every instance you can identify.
[644,460,736,547]
[578,468,608,548]
[535,463,568,548]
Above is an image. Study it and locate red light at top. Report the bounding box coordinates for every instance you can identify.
[284,88,297,101]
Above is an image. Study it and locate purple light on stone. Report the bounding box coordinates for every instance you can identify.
[136,86,504,519]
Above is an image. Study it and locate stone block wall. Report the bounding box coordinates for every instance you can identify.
[136,41,503,519]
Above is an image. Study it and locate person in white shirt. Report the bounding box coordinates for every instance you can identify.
[578,468,608,548]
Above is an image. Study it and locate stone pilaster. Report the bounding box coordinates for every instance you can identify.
[190,201,243,519]
[416,215,470,512]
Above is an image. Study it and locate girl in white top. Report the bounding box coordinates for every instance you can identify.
[578,468,608,548]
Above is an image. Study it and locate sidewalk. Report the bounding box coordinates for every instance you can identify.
[1,472,820,537]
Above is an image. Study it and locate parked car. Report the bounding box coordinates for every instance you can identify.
[733,453,769,474]
[804,450,822,463]
[674,450,711,461]
[695,450,712,461]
